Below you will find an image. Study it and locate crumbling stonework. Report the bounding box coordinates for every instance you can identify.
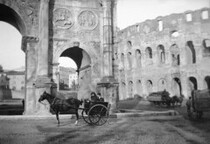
[116,8,210,100]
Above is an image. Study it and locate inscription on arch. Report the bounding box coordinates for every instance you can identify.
[78,10,98,30]
[53,8,74,29]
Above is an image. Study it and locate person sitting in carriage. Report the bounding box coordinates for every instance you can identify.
[90,92,100,102]
[97,92,104,102]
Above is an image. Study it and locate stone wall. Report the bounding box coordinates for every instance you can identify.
[116,8,210,99]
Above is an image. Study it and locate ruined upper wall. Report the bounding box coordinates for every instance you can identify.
[118,7,210,41]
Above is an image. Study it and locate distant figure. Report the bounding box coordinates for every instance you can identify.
[97,93,104,102]
[90,92,99,102]
[186,96,192,116]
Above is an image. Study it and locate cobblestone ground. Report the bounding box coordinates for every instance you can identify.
[0,115,210,144]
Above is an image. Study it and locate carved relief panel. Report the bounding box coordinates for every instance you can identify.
[53,8,74,29]
[50,5,101,40]
[78,10,98,30]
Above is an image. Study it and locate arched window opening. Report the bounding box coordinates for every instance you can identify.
[186,41,196,64]
[146,47,152,59]
[127,41,132,49]
[189,77,197,91]
[135,49,141,67]
[136,80,142,96]
[146,80,153,94]
[172,54,180,66]
[127,52,132,69]
[158,79,167,91]
[121,53,125,69]
[128,81,133,97]
[172,77,182,96]
[177,54,180,65]
[157,45,165,64]
[204,76,210,89]
[203,39,210,56]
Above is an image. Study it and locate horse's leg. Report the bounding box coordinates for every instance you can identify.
[56,112,60,125]
[74,110,79,125]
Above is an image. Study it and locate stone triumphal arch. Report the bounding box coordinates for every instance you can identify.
[0,0,118,115]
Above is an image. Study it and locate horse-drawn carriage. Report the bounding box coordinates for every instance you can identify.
[38,91,110,126]
[81,99,110,126]
[147,90,171,106]
[187,89,210,119]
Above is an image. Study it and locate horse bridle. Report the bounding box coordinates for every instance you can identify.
[39,94,56,106]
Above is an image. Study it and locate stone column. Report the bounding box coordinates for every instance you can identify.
[37,0,49,76]
[103,0,113,76]
[98,0,118,113]
[33,0,52,115]
[21,36,46,115]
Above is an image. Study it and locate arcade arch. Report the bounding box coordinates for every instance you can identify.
[158,78,167,91]
[171,77,182,96]
[204,76,210,89]
[0,5,26,105]
[0,4,26,35]
[128,80,133,97]
[57,47,92,99]
[146,80,153,95]
[186,41,196,64]
[157,45,165,64]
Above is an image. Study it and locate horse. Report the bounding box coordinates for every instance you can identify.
[171,94,184,106]
[38,91,83,125]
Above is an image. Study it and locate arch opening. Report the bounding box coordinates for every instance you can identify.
[59,47,91,99]
[205,76,210,89]
[189,77,198,90]
[0,4,26,115]
[186,41,196,64]
[0,4,26,35]
[172,77,182,96]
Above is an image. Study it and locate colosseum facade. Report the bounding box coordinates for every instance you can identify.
[116,7,210,100]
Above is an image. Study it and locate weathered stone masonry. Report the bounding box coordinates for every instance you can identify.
[116,8,210,100]
[0,0,117,115]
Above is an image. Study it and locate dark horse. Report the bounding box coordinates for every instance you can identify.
[171,94,184,106]
[38,91,83,125]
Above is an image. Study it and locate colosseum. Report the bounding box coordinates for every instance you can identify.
[116,7,210,100]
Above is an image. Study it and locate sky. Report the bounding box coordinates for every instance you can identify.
[0,0,209,70]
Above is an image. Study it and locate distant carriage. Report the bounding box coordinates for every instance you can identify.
[147,90,171,106]
[186,89,210,119]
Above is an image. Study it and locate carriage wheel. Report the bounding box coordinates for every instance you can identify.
[81,109,92,125]
[88,104,109,126]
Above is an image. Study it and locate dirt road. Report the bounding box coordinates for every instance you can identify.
[0,115,209,144]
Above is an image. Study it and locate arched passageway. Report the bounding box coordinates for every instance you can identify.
[59,47,91,99]
[186,41,196,64]
[0,4,26,115]
[189,77,198,90]
[205,76,210,89]
[0,4,26,35]
[172,77,182,96]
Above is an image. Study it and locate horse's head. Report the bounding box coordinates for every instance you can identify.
[38,91,49,102]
